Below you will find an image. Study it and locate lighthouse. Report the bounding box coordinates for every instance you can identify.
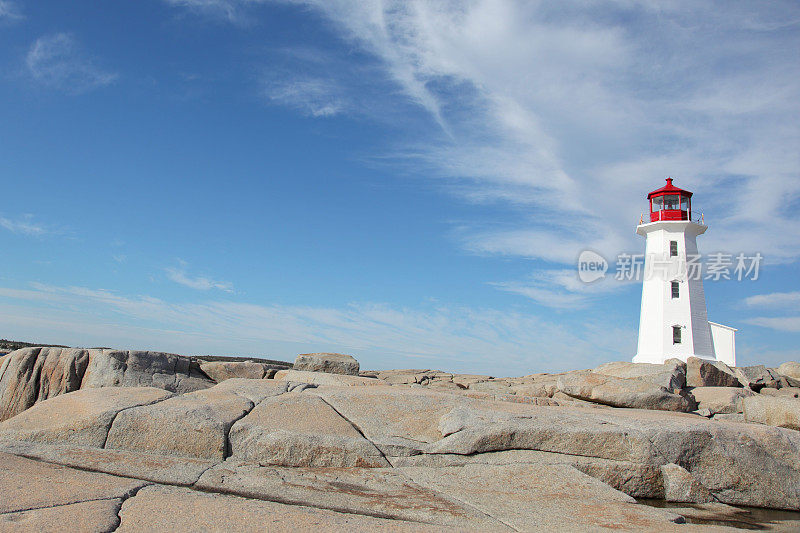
[633,178,736,366]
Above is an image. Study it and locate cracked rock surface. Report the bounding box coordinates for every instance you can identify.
[1,349,800,530]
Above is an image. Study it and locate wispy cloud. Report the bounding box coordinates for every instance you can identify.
[162,0,263,24]
[745,291,800,309]
[26,33,118,94]
[743,290,800,333]
[0,282,634,373]
[744,317,800,333]
[261,76,346,117]
[0,214,48,236]
[0,0,22,21]
[161,1,800,301]
[165,261,234,292]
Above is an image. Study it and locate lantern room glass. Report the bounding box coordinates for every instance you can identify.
[663,195,679,210]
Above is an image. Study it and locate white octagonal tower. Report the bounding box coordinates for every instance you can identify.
[633,178,716,364]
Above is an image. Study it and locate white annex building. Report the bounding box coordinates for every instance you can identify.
[633,179,737,366]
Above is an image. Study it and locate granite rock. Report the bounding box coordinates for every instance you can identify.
[742,395,800,431]
[686,357,740,388]
[557,372,694,411]
[293,353,360,375]
[0,386,172,447]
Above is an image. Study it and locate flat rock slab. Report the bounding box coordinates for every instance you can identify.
[390,448,664,499]
[426,403,800,510]
[275,369,383,387]
[311,386,534,457]
[400,463,687,532]
[294,353,360,375]
[0,440,216,486]
[0,451,146,514]
[229,392,389,467]
[0,386,172,447]
[0,498,122,533]
[197,459,503,528]
[106,383,257,460]
[117,484,453,533]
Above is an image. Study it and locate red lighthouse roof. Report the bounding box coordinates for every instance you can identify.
[646,178,693,222]
[647,178,692,199]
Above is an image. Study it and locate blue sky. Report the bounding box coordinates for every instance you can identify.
[0,0,798,375]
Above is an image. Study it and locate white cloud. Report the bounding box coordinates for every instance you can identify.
[0,0,22,21]
[163,0,249,22]
[491,266,636,309]
[745,291,800,309]
[261,76,346,117]
[743,317,800,333]
[165,262,233,292]
[26,33,118,94]
[743,291,800,333]
[161,1,800,298]
[0,282,634,374]
[0,214,47,236]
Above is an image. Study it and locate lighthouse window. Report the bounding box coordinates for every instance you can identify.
[663,195,680,210]
[672,326,682,344]
[680,196,689,211]
[652,196,663,211]
[670,241,678,256]
[671,281,680,298]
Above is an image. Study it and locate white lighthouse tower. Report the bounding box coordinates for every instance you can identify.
[633,178,729,365]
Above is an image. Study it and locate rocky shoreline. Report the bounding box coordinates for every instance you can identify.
[0,348,798,531]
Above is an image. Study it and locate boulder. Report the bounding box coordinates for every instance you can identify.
[685,357,740,388]
[508,382,558,398]
[81,349,213,393]
[660,463,714,503]
[734,365,782,391]
[199,361,273,382]
[228,392,389,467]
[593,360,686,390]
[0,347,90,421]
[557,372,694,411]
[0,387,172,447]
[293,353,359,375]
[760,387,800,399]
[690,386,754,415]
[742,395,800,431]
[778,361,800,380]
[105,381,288,460]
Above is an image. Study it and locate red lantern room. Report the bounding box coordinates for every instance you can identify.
[647,178,692,222]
